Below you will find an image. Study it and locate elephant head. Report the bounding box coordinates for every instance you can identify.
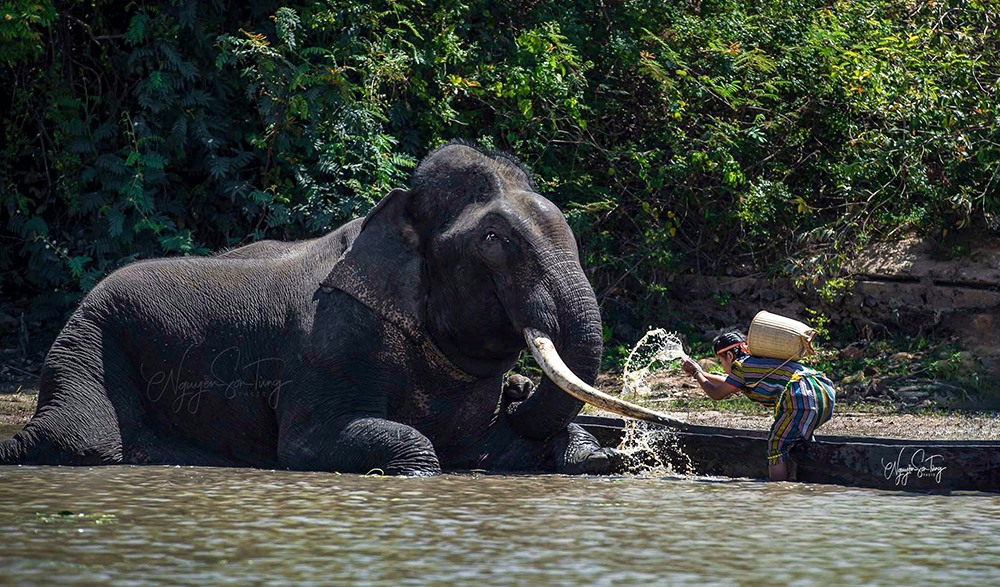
[323,141,683,441]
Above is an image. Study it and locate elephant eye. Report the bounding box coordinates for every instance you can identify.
[483,230,499,242]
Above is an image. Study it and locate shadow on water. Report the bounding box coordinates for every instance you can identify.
[1,466,998,585]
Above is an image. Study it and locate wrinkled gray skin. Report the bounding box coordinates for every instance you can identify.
[0,142,617,475]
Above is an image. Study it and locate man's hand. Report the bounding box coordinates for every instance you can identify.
[680,357,702,376]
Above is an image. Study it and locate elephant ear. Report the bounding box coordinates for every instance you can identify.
[321,188,427,332]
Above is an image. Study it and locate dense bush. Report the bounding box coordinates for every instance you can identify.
[2,0,998,343]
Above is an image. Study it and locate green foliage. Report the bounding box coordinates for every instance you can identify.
[600,344,631,372]
[35,510,116,524]
[0,0,56,63]
[1,0,998,351]
[809,339,992,406]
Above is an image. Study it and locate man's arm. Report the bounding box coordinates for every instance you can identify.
[681,358,739,400]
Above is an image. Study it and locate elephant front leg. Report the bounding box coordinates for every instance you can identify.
[552,423,623,475]
[499,375,622,474]
[469,422,621,474]
[278,416,442,475]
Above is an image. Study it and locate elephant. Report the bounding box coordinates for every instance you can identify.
[0,141,680,475]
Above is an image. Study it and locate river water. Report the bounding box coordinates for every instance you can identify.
[0,467,997,585]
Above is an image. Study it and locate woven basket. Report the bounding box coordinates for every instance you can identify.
[747,310,816,360]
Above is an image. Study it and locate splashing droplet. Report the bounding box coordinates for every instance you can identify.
[616,329,693,476]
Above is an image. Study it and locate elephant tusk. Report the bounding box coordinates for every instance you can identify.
[523,328,690,430]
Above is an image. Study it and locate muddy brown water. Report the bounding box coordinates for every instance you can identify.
[1,466,998,585]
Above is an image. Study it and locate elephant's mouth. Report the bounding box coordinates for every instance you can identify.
[523,328,690,430]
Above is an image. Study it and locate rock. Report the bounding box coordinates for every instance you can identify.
[840,370,866,385]
[838,346,864,361]
[897,385,931,403]
[899,391,930,403]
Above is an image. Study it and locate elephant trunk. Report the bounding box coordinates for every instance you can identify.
[505,279,604,440]
[504,275,690,439]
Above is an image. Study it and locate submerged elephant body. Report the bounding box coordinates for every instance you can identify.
[1,142,622,474]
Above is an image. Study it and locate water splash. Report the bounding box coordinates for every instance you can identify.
[622,329,688,398]
[616,329,693,476]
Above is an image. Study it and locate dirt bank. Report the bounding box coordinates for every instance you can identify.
[0,387,36,440]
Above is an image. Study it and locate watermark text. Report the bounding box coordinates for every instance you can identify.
[882,448,946,486]
[142,346,292,413]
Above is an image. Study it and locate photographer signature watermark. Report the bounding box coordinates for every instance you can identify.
[882,447,946,486]
[142,346,292,413]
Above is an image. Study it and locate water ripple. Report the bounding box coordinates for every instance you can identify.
[0,467,997,585]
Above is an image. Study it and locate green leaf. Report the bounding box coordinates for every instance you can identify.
[21,216,48,237]
[106,209,125,238]
[126,12,148,46]
[67,256,92,278]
